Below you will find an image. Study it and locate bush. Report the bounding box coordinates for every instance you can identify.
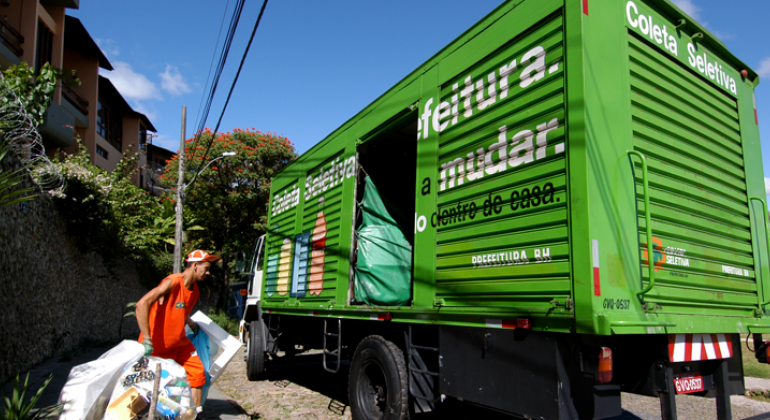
[42,136,177,283]
[207,309,239,337]
[0,373,63,420]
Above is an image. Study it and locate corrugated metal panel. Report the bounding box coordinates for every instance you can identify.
[435,12,569,310]
[264,183,300,300]
[628,33,756,316]
[295,152,347,300]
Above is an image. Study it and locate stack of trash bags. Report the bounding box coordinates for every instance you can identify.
[58,330,216,420]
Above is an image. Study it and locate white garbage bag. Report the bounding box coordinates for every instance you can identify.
[58,340,144,420]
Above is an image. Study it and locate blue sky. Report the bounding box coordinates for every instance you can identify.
[68,0,769,189]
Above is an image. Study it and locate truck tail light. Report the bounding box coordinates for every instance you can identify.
[597,347,613,383]
[516,317,533,330]
[581,345,613,383]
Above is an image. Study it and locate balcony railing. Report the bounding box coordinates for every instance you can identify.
[0,15,23,57]
[61,83,89,116]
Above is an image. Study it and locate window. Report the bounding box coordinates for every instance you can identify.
[35,22,53,73]
[96,145,109,159]
[139,126,148,152]
[96,99,122,151]
[96,101,107,138]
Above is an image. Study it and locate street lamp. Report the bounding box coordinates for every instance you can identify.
[173,151,237,271]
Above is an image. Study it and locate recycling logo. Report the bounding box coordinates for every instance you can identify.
[642,236,666,272]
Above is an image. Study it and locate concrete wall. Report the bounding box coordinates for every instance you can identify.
[0,149,218,383]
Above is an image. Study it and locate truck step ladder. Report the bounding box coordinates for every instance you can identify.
[406,326,440,413]
[323,319,342,373]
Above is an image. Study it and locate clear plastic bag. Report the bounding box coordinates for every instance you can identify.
[58,340,145,420]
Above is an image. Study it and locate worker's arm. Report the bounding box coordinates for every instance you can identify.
[136,278,175,339]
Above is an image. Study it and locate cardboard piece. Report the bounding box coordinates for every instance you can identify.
[105,387,146,420]
[190,311,244,383]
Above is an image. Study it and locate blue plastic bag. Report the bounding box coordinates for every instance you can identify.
[187,331,213,404]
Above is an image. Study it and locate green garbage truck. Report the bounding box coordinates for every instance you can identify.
[239,0,768,418]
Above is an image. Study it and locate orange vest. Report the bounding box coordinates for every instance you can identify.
[139,273,199,351]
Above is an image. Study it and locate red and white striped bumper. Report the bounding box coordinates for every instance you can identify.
[668,333,733,362]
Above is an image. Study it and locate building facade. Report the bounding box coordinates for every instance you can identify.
[0,0,160,189]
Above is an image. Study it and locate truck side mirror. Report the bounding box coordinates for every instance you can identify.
[235,251,245,272]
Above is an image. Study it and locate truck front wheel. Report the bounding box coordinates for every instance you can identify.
[246,320,265,381]
[349,336,409,420]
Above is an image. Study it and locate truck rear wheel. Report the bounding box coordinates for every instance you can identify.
[246,320,265,381]
[349,336,409,420]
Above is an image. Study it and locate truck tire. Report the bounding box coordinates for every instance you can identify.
[246,320,265,381]
[349,335,409,420]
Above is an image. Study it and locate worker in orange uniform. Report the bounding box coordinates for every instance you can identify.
[136,250,218,418]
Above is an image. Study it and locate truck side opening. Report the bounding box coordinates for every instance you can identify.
[350,118,418,306]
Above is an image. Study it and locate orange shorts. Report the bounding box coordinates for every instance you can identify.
[152,340,206,388]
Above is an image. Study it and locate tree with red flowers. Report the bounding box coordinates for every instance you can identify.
[163,128,296,306]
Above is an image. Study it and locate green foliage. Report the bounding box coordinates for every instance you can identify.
[0,373,63,420]
[123,302,137,318]
[0,63,64,205]
[46,134,177,282]
[48,136,169,255]
[163,129,297,271]
[162,129,296,308]
[743,345,770,379]
[0,140,37,207]
[207,308,239,337]
[0,62,71,125]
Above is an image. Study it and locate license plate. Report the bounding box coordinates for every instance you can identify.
[674,374,704,394]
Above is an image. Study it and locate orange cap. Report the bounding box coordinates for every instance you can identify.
[186,249,219,263]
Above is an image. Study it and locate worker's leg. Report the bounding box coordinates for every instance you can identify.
[191,387,202,407]
[174,341,207,410]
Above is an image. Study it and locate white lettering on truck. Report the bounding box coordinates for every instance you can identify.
[439,116,561,192]
[472,247,552,268]
[625,0,737,95]
[417,45,561,141]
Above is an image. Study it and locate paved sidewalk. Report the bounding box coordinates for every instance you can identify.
[747,377,770,392]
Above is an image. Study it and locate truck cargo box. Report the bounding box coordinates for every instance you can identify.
[260,0,767,337]
[241,1,767,418]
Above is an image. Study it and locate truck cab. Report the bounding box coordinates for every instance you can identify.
[237,234,265,346]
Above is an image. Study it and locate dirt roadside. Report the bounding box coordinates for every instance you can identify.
[213,349,770,420]
[11,342,770,420]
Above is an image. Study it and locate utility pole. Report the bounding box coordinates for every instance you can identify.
[173,105,186,272]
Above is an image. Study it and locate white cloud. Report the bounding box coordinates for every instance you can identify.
[758,57,770,79]
[765,177,770,195]
[131,101,158,121]
[100,62,160,101]
[151,134,178,152]
[95,38,119,58]
[159,65,191,96]
[672,0,701,20]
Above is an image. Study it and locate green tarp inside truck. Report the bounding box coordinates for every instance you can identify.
[354,176,411,306]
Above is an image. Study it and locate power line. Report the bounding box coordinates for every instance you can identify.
[191,0,270,177]
[193,0,232,134]
[187,0,247,163]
